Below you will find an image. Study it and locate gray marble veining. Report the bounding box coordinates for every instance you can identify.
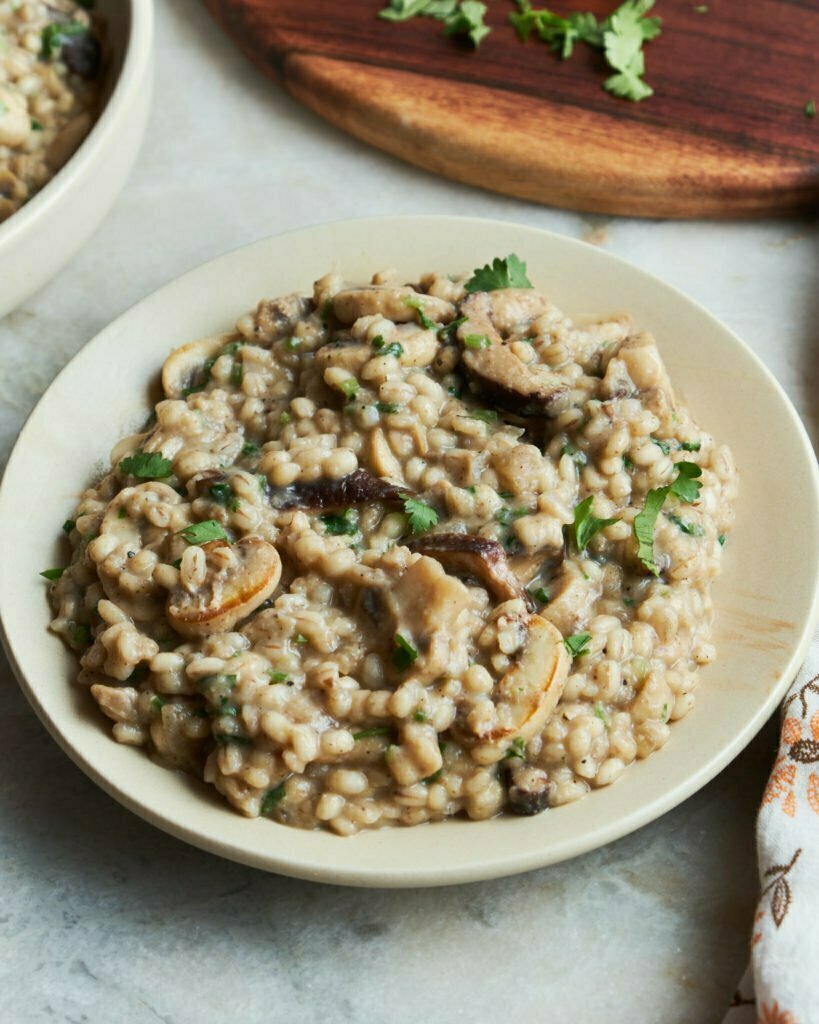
[0,2,816,1021]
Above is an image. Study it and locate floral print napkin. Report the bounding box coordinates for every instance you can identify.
[724,625,819,1024]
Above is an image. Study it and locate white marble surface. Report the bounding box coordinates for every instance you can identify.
[0,3,817,1022]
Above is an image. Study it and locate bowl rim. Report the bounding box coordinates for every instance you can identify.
[2,215,818,887]
[0,0,154,253]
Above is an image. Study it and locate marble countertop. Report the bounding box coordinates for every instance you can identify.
[1,3,816,1021]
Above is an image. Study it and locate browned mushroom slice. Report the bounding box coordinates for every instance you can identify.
[408,533,534,611]
[272,469,407,511]
[507,765,551,816]
[332,285,455,326]
[458,293,569,418]
[161,332,237,399]
[166,537,282,637]
[464,615,569,758]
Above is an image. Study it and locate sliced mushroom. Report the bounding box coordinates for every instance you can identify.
[408,533,535,610]
[507,765,551,816]
[250,294,313,342]
[272,469,407,511]
[458,293,569,418]
[464,615,569,757]
[617,331,675,403]
[161,332,237,399]
[332,285,455,326]
[166,536,282,637]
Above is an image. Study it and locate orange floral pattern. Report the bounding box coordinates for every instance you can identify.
[757,1000,797,1024]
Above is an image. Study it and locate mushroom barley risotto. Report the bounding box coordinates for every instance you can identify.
[0,0,103,223]
[45,256,738,835]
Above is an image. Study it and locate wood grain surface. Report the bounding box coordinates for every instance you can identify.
[202,0,819,218]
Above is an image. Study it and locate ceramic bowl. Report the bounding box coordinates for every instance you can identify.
[0,0,154,318]
[2,216,817,887]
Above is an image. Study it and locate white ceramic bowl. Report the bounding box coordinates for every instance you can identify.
[0,0,153,318]
[2,217,817,888]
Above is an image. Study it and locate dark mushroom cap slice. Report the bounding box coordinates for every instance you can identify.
[272,469,407,511]
[408,533,535,611]
[507,765,551,816]
[458,293,569,418]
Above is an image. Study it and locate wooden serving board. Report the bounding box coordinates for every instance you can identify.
[202,0,819,219]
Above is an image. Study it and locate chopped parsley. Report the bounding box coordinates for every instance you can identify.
[31,118,43,131]
[353,726,392,740]
[468,408,498,423]
[150,696,167,713]
[680,441,701,452]
[119,452,173,479]
[392,633,419,671]
[261,781,287,814]
[229,360,243,388]
[623,596,635,607]
[562,442,587,468]
[321,508,359,536]
[502,737,527,760]
[464,333,491,349]
[806,99,816,119]
[571,495,619,552]
[177,519,228,545]
[269,672,289,684]
[62,519,75,534]
[374,340,404,358]
[376,401,401,414]
[294,633,309,645]
[403,295,438,330]
[241,441,261,457]
[465,253,533,293]
[67,622,92,650]
[339,377,360,399]
[495,506,529,526]
[622,454,634,470]
[213,733,252,746]
[279,411,292,425]
[594,703,610,727]
[284,336,301,351]
[209,483,240,512]
[563,632,591,658]
[197,673,237,697]
[651,437,671,455]
[718,534,726,547]
[666,512,704,537]
[529,586,550,604]
[40,567,65,580]
[40,20,87,60]
[380,0,490,47]
[401,495,439,534]
[413,709,430,722]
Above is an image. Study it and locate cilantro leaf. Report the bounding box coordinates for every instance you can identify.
[563,632,591,658]
[177,520,228,545]
[401,495,439,534]
[393,633,419,671]
[465,254,533,293]
[443,0,491,47]
[119,452,173,479]
[633,486,668,575]
[321,508,359,536]
[571,495,619,552]
[603,0,659,102]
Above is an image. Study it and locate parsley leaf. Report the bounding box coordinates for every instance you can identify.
[353,726,392,740]
[62,519,75,534]
[443,0,491,47]
[571,495,619,552]
[495,506,529,526]
[465,253,533,293]
[393,633,419,671]
[603,0,660,102]
[468,408,498,423]
[529,586,550,604]
[402,495,439,534]
[269,671,289,684]
[594,703,610,727]
[502,736,527,760]
[119,452,173,479]
[321,508,359,536]
[40,567,65,580]
[633,486,668,575]
[464,333,491,349]
[376,401,401,414]
[510,4,603,58]
[806,99,817,119]
[339,378,359,399]
[670,461,702,504]
[209,483,240,512]
[563,632,591,658]
[177,520,228,545]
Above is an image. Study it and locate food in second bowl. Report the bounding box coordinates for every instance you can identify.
[0,0,103,223]
[44,255,738,835]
